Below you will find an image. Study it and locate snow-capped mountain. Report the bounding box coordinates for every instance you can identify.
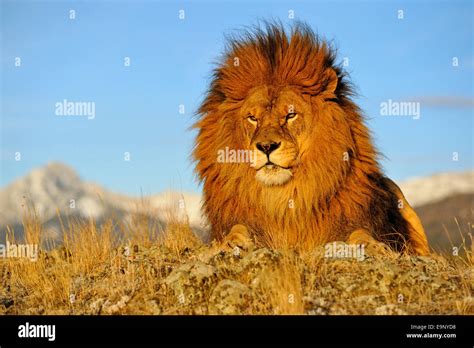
[0,162,206,241]
[399,171,473,207]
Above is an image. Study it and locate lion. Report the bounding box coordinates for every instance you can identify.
[193,23,429,255]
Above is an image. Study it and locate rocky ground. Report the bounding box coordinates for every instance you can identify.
[1,236,472,315]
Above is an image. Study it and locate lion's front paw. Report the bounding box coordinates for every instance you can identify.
[199,225,254,262]
[220,224,254,252]
[347,229,391,254]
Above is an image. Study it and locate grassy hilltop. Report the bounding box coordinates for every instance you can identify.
[0,212,473,315]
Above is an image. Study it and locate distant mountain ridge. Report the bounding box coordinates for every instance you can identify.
[0,162,206,242]
[0,162,472,251]
[399,171,473,207]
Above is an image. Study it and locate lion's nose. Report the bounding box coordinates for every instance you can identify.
[256,141,281,155]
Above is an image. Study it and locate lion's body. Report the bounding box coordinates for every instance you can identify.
[193,23,429,255]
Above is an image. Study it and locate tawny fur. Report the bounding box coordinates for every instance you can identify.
[193,23,429,255]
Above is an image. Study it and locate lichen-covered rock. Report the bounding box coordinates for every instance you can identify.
[209,280,252,314]
[161,261,218,312]
[304,296,330,315]
[375,304,407,315]
[102,295,131,314]
[164,262,217,290]
[241,249,282,287]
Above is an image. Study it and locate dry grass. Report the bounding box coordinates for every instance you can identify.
[257,252,305,314]
[0,208,472,315]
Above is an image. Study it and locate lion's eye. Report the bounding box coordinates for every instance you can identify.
[247,115,257,123]
[286,113,298,121]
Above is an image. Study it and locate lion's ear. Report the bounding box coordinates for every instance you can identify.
[319,68,338,100]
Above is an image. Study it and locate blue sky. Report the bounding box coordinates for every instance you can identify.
[1,0,473,196]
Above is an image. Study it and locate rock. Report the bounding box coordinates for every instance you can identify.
[304,296,330,315]
[375,304,407,315]
[242,249,281,287]
[103,295,130,314]
[209,280,252,314]
[162,261,218,306]
[353,295,385,309]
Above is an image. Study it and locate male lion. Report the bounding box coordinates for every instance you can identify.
[193,23,429,255]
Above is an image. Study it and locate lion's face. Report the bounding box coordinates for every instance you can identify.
[240,85,314,186]
[240,86,311,186]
